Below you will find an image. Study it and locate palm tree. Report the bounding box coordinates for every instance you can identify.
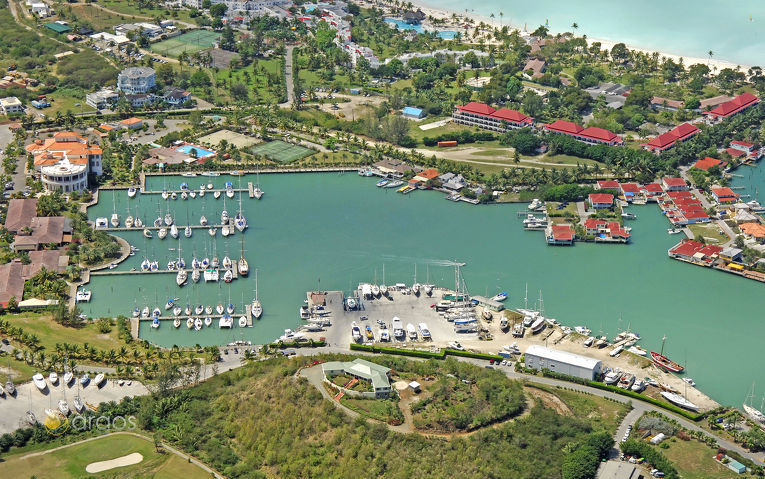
[708,50,714,66]
[571,22,578,34]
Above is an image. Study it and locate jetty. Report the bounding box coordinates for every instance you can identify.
[91,267,239,281]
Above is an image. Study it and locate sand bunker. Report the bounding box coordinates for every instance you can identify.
[85,452,144,473]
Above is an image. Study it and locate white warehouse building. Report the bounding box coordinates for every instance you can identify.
[524,345,602,380]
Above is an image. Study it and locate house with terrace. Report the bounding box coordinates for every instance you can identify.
[25,132,102,192]
[322,358,392,399]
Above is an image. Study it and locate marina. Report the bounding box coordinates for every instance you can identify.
[80,172,765,407]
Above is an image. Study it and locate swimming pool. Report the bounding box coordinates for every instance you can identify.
[176,144,216,158]
[384,18,457,39]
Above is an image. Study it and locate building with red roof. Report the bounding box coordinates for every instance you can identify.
[643,123,700,153]
[711,187,739,204]
[643,183,664,194]
[452,102,533,132]
[668,240,722,264]
[662,177,687,191]
[588,193,614,209]
[693,157,727,171]
[583,218,631,242]
[726,148,747,158]
[25,132,102,193]
[596,180,620,190]
[413,168,439,183]
[667,190,693,199]
[544,120,623,146]
[730,140,754,151]
[620,183,642,201]
[546,224,575,245]
[707,92,760,120]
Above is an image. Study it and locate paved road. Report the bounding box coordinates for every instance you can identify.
[279,45,296,108]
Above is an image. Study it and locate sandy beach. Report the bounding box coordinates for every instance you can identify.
[366,0,750,71]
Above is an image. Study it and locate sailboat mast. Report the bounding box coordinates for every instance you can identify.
[660,335,666,357]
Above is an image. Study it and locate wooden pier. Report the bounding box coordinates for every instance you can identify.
[247,182,254,198]
[94,223,236,232]
[91,267,238,281]
[138,188,250,195]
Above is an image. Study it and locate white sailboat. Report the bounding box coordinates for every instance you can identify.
[744,383,765,423]
[184,225,192,238]
[238,235,249,276]
[251,269,263,319]
[253,168,264,199]
[412,264,420,295]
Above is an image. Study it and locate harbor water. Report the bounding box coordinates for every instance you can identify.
[84,173,765,407]
[427,0,765,66]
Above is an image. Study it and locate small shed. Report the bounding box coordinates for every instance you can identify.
[650,433,666,444]
[408,381,421,393]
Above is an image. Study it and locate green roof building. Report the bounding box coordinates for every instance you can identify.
[44,22,72,34]
[322,358,392,398]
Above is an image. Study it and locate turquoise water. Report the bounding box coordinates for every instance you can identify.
[84,173,765,407]
[384,18,457,39]
[176,145,215,157]
[427,0,765,66]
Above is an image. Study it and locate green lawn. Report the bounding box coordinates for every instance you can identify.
[688,223,729,244]
[213,58,284,104]
[43,90,96,117]
[69,4,130,31]
[340,396,404,423]
[0,433,211,479]
[661,437,740,479]
[98,0,196,24]
[4,312,122,353]
[552,386,630,432]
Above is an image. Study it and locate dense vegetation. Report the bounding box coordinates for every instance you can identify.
[620,440,679,479]
[411,374,525,432]
[132,355,619,478]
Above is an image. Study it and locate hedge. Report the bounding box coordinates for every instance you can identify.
[541,369,704,421]
[349,343,503,362]
[269,339,325,349]
[620,440,678,479]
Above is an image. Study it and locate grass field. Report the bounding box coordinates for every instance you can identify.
[98,0,196,24]
[152,31,221,58]
[688,223,729,244]
[251,140,314,163]
[0,433,211,479]
[4,312,121,353]
[213,58,284,104]
[69,4,129,31]
[661,438,739,479]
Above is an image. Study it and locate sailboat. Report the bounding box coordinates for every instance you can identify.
[412,264,421,296]
[744,383,765,423]
[238,235,249,276]
[251,269,263,319]
[253,167,264,199]
[176,241,187,286]
[423,265,433,296]
[234,189,247,231]
[380,264,388,296]
[650,335,684,373]
[184,225,192,238]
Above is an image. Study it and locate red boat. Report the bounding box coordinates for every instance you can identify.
[650,351,684,373]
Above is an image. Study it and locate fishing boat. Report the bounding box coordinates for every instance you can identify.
[128,186,137,198]
[650,336,684,373]
[491,292,508,302]
[164,214,173,226]
[184,226,192,238]
[238,316,247,328]
[94,373,105,387]
[158,227,167,239]
[661,391,698,411]
[351,322,362,341]
[151,316,160,328]
[33,373,46,391]
[204,316,212,327]
[187,317,194,329]
[668,228,683,235]
[618,374,635,389]
[63,371,73,385]
[49,372,58,385]
[603,370,620,384]
[631,380,646,392]
[194,318,203,330]
[251,270,263,319]
[58,399,70,416]
[174,318,181,328]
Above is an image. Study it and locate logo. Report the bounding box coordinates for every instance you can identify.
[43,412,70,436]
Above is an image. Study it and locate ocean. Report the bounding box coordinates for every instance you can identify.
[84,172,765,407]
[424,0,765,66]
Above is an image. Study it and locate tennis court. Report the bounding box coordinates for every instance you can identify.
[250,140,315,163]
[151,30,221,57]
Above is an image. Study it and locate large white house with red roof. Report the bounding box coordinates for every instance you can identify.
[546,224,575,245]
[668,240,722,264]
[711,187,739,204]
[662,177,688,192]
[706,92,760,122]
[583,218,631,242]
[596,180,620,190]
[643,122,700,154]
[25,132,102,193]
[544,120,623,146]
[452,102,533,133]
[588,193,614,209]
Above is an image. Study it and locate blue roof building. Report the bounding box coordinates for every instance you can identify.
[402,106,425,119]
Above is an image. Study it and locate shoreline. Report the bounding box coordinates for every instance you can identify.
[375,0,750,71]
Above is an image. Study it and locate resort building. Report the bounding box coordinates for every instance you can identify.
[588,193,614,209]
[706,92,760,121]
[85,89,119,110]
[523,345,602,380]
[117,67,156,94]
[322,358,392,399]
[740,223,765,243]
[25,132,103,192]
[668,240,722,264]
[0,97,24,115]
[119,117,143,129]
[711,187,739,204]
[452,102,533,133]
[643,122,700,154]
[650,96,684,111]
[662,177,688,192]
[693,157,727,171]
[546,224,575,245]
[4,198,38,232]
[543,120,623,146]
